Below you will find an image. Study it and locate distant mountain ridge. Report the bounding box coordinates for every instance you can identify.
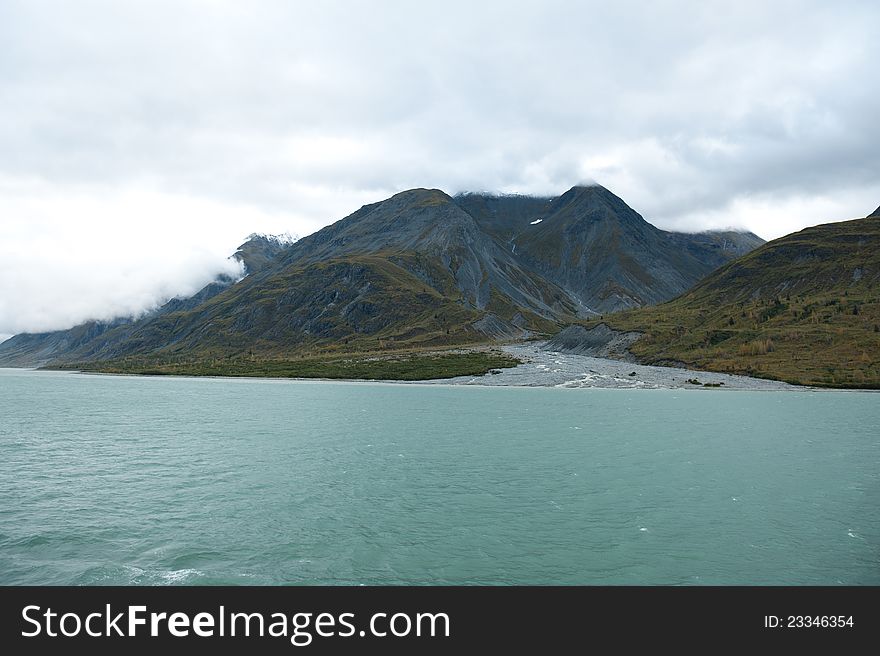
[0,185,763,367]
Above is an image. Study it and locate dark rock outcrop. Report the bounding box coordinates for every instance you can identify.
[542,323,642,359]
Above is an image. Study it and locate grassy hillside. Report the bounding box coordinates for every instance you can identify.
[595,215,880,387]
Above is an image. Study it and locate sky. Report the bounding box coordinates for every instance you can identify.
[1,0,879,339]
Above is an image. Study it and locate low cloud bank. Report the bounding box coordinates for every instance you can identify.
[0,184,294,336]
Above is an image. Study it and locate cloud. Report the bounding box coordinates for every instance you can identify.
[0,180,263,334]
[1,0,878,334]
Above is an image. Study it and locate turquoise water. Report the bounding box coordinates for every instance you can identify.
[0,368,878,585]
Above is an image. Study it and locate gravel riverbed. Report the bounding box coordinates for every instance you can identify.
[424,342,798,390]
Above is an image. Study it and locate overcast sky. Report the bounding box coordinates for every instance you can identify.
[2,0,878,339]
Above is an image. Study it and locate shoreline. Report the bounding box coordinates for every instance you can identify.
[6,365,872,392]
[2,343,844,391]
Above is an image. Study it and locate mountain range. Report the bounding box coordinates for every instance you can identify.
[0,185,762,367]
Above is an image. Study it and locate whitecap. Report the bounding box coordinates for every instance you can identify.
[158,568,203,584]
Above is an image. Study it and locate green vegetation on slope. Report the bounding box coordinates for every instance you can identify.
[57,350,521,381]
[594,216,880,387]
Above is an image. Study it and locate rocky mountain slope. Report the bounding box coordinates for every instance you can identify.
[502,186,763,311]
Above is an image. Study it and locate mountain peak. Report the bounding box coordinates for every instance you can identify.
[546,183,640,225]
[242,232,296,246]
[569,182,605,191]
[869,205,880,218]
[234,233,294,274]
[559,183,626,204]
[387,188,452,207]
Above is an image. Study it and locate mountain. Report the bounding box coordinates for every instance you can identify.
[588,211,880,387]
[500,185,763,311]
[272,188,579,322]
[0,318,131,368]
[665,230,765,270]
[0,185,762,368]
[0,234,291,367]
[79,188,581,361]
[234,233,296,274]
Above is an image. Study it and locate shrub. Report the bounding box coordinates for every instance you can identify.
[739,338,775,356]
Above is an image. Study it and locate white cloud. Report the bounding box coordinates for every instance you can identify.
[671,189,880,240]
